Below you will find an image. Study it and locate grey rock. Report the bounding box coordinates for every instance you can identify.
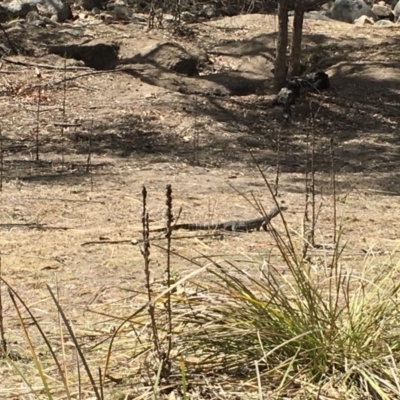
[326,0,377,23]
[111,1,132,20]
[131,42,202,76]
[372,4,394,20]
[75,0,100,11]
[199,4,219,19]
[5,0,71,21]
[48,41,120,70]
[25,9,41,23]
[0,17,24,27]
[58,28,82,35]
[4,0,39,18]
[394,0,400,16]
[0,4,9,22]
[375,18,395,24]
[288,0,331,11]
[100,12,113,24]
[220,5,238,16]
[25,9,60,25]
[293,10,341,21]
[354,14,374,24]
[131,13,147,23]
[181,11,196,22]
[36,0,72,22]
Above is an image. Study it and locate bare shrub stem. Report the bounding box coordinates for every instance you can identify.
[141,186,161,356]
[164,185,173,371]
[330,135,337,244]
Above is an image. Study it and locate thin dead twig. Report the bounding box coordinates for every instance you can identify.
[54,122,82,128]
[0,223,70,230]
[0,254,6,357]
[2,57,90,71]
[0,70,25,74]
[0,25,18,55]
[28,67,143,89]
[22,196,106,204]
[81,232,222,247]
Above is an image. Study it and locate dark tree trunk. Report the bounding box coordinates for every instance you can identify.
[290,0,305,77]
[274,0,289,92]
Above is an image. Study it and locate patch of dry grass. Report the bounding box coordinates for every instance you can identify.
[2,183,400,400]
[0,10,400,399]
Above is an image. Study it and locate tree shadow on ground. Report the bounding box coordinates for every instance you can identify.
[9,67,400,193]
[5,30,400,194]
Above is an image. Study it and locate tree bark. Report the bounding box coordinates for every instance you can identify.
[289,0,305,77]
[274,0,289,92]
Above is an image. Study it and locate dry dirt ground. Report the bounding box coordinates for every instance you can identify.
[0,13,400,399]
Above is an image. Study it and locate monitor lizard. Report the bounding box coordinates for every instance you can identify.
[271,70,330,122]
[151,205,287,233]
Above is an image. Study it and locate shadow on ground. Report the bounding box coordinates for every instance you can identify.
[4,29,400,193]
